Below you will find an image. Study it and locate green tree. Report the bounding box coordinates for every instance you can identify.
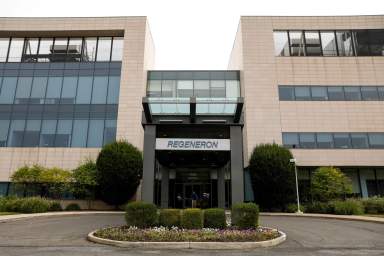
[40,167,72,199]
[249,143,295,211]
[11,165,45,196]
[311,167,352,202]
[96,141,143,207]
[71,159,98,204]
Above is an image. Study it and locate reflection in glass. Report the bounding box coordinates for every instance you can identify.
[104,119,117,145]
[52,38,68,62]
[282,133,299,148]
[353,30,370,56]
[327,87,344,100]
[83,37,97,61]
[316,133,333,148]
[38,38,54,62]
[226,80,240,98]
[273,31,290,56]
[87,120,104,147]
[111,37,123,61]
[96,37,112,61]
[304,31,321,56]
[22,38,39,62]
[0,120,10,146]
[15,77,33,104]
[210,80,225,98]
[311,87,328,100]
[30,77,48,104]
[8,38,24,62]
[23,120,41,147]
[368,133,384,148]
[0,77,17,103]
[320,31,337,56]
[61,77,77,104]
[0,38,9,62]
[46,77,62,104]
[289,31,305,56]
[161,80,176,98]
[194,80,210,97]
[299,133,316,148]
[55,120,72,147]
[8,120,25,146]
[67,38,83,62]
[76,76,93,104]
[92,76,108,104]
[279,87,295,100]
[368,30,384,56]
[361,87,379,100]
[107,76,120,104]
[344,87,361,101]
[177,80,193,98]
[147,80,161,97]
[378,87,384,100]
[336,31,354,56]
[334,133,351,148]
[71,120,88,147]
[351,133,369,148]
[40,120,57,147]
[295,87,310,100]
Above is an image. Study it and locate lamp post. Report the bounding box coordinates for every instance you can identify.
[290,158,303,214]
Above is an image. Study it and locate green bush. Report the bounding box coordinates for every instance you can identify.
[125,201,158,228]
[285,203,305,213]
[332,199,364,215]
[203,208,226,229]
[305,201,334,214]
[159,209,181,228]
[362,197,384,214]
[48,201,63,211]
[231,202,259,229]
[18,197,50,213]
[65,203,81,211]
[180,208,203,229]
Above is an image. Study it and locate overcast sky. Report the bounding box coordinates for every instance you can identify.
[0,0,383,69]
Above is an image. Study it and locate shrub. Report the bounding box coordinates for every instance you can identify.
[305,201,334,214]
[180,208,203,229]
[96,141,143,206]
[159,209,181,228]
[48,201,63,211]
[285,203,305,213]
[5,197,24,212]
[249,144,295,210]
[332,199,364,215]
[203,208,226,229]
[18,197,50,213]
[65,203,81,211]
[71,159,98,199]
[232,202,259,229]
[362,197,384,214]
[125,201,157,228]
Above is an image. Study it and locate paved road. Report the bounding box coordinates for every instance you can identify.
[0,214,383,256]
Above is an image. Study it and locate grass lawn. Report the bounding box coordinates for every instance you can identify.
[0,212,17,216]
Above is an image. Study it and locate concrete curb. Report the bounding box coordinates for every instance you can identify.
[87,229,286,249]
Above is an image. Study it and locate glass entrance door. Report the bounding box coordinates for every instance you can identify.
[181,183,212,208]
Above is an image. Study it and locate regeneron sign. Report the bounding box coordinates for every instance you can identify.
[156,138,230,151]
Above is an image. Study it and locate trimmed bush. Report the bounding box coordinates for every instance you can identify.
[159,209,181,228]
[65,203,81,211]
[305,201,334,214]
[362,197,384,214]
[203,208,226,229]
[19,197,50,213]
[332,199,364,215]
[125,201,157,228]
[231,202,259,229]
[48,201,63,211]
[285,203,305,213]
[180,208,203,229]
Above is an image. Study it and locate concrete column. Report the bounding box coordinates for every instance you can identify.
[141,125,156,203]
[217,167,225,208]
[230,126,244,205]
[161,167,169,208]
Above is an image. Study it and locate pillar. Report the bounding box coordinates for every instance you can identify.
[230,125,244,204]
[141,125,156,203]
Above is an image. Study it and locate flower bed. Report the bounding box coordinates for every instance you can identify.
[94,226,280,242]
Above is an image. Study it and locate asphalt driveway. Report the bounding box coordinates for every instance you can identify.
[0,213,383,256]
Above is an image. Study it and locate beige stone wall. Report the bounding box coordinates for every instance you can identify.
[230,15,384,167]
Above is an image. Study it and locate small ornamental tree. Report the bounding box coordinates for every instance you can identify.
[71,159,98,200]
[39,167,72,199]
[96,141,143,206]
[311,167,352,202]
[11,165,44,196]
[249,143,295,211]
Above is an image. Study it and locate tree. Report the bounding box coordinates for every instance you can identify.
[71,159,98,202]
[11,165,45,196]
[311,167,352,202]
[96,141,143,206]
[249,143,295,211]
[39,167,72,199]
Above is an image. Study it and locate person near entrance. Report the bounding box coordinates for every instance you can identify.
[191,191,199,208]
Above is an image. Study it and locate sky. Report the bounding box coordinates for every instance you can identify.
[0,0,383,69]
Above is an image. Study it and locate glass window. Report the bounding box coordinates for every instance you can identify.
[368,30,384,56]
[294,87,311,100]
[71,119,88,147]
[210,80,226,98]
[22,38,39,62]
[333,133,351,149]
[353,30,370,56]
[0,77,17,103]
[327,87,344,100]
[15,77,33,104]
[304,31,321,56]
[378,87,384,100]
[67,37,83,62]
[351,133,369,148]
[38,38,54,62]
[52,38,68,62]
[76,76,93,104]
[40,120,57,147]
[311,86,328,100]
[344,86,361,100]
[111,37,123,61]
[0,38,9,62]
[92,76,108,104]
[104,119,116,145]
[279,86,295,100]
[96,37,112,61]
[23,120,41,147]
[273,31,290,56]
[361,86,379,100]
[282,133,299,148]
[83,37,97,62]
[336,31,354,56]
[194,80,210,98]
[87,120,104,147]
[8,38,24,62]
[55,120,72,147]
[8,120,25,147]
[61,76,77,104]
[147,80,161,97]
[30,77,48,104]
[107,76,120,104]
[299,133,316,148]
[46,77,62,104]
[316,133,333,148]
[226,80,240,98]
[368,133,384,149]
[0,120,10,146]
[289,31,305,56]
[177,80,193,98]
[320,31,337,56]
[161,80,176,98]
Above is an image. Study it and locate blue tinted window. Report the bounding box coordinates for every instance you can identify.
[71,119,88,147]
[76,76,93,104]
[316,133,333,148]
[55,120,72,147]
[279,87,295,100]
[46,77,62,104]
[8,120,25,146]
[30,77,47,104]
[92,76,108,104]
[282,133,299,148]
[107,76,120,104]
[61,77,77,104]
[368,134,384,149]
[295,87,311,100]
[23,120,41,147]
[333,133,351,148]
[40,120,57,147]
[15,77,33,104]
[299,133,316,148]
[0,120,10,146]
[351,133,369,148]
[87,120,104,147]
[104,119,116,144]
[0,77,17,103]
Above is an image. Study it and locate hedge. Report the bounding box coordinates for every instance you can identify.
[203,208,226,229]
[65,203,81,211]
[125,201,158,228]
[159,209,180,228]
[362,197,384,214]
[180,208,203,229]
[0,197,55,213]
[232,202,259,229]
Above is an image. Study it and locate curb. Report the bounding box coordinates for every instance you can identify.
[87,229,287,249]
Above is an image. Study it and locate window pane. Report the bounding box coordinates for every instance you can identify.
[38,38,54,62]
[61,76,77,104]
[30,77,47,104]
[76,76,93,104]
[378,87,384,100]
[299,133,316,148]
[279,86,295,100]
[327,87,344,100]
[15,77,33,104]
[317,133,333,148]
[226,80,240,98]
[103,119,116,145]
[336,31,354,56]
[55,120,72,147]
[92,76,108,104]
[368,30,384,56]
[210,80,225,98]
[344,86,361,101]
[147,80,161,97]
[305,31,321,56]
[96,37,112,61]
[289,31,305,56]
[177,80,193,98]
[351,133,369,148]
[107,76,120,104]
[87,120,104,147]
[23,120,41,147]
[333,133,351,148]
[361,86,379,100]
[282,133,299,148]
[311,86,328,100]
[8,120,25,146]
[52,38,68,62]
[40,120,57,147]
[67,38,83,62]
[368,133,384,149]
[320,31,337,56]
[194,80,210,98]
[83,37,97,61]
[273,31,290,56]
[295,87,310,100]
[46,77,62,104]
[111,37,123,61]
[71,119,88,147]
[161,80,176,98]
[353,30,370,56]
[0,77,17,103]
[0,38,9,62]
[0,120,10,146]
[8,38,24,62]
